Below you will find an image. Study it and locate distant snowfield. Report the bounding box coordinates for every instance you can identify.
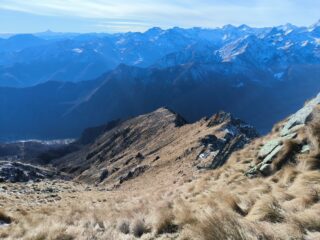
[72,48,84,53]
[1,22,320,88]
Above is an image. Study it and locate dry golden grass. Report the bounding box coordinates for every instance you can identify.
[291,204,320,232]
[247,196,284,223]
[1,112,320,239]
[181,208,261,240]
[1,159,319,240]
[151,203,178,235]
[272,140,301,171]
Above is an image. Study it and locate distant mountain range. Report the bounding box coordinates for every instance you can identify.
[0,22,319,87]
[0,22,320,140]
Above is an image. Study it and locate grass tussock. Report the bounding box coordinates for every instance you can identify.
[131,218,150,238]
[309,121,320,151]
[272,140,301,171]
[184,208,263,240]
[277,166,299,186]
[291,204,320,231]
[247,196,284,223]
[0,210,12,224]
[118,219,130,234]
[172,198,196,227]
[216,192,246,216]
[152,203,178,235]
[304,155,320,170]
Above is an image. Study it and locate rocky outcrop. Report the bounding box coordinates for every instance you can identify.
[280,93,320,137]
[119,165,149,184]
[197,112,258,169]
[0,161,60,183]
[246,93,320,177]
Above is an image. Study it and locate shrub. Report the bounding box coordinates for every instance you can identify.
[118,219,130,234]
[153,205,178,235]
[131,219,149,238]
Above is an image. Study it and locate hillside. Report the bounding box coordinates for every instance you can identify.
[1,94,320,239]
[51,107,257,189]
[1,62,320,139]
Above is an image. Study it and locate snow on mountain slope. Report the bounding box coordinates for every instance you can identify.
[2,21,320,87]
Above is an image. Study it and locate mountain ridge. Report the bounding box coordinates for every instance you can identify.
[0,21,319,87]
[45,107,258,190]
[1,60,320,139]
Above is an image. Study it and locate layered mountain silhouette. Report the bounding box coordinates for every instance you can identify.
[0,22,319,87]
[1,62,320,140]
[0,22,320,139]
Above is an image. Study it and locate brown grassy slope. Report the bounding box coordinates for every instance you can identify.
[1,102,320,239]
[52,108,257,192]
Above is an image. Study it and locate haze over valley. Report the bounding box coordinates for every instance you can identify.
[1,21,320,139]
[1,1,320,239]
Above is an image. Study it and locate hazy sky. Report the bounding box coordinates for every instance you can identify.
[0,0,319,33]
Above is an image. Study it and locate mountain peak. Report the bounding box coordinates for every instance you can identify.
[222,24,237,30]
[145,27,163,35]
[151,107,187,127]
[277,23,297,32]
[238,24,251,31]
[207,111,233,126]
[310,19,320,29]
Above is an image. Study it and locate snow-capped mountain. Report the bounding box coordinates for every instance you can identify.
[155,22,320,83]
[3,21,319,87]
[1,21,320,139]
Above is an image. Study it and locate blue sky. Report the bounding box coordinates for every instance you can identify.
[0,0,319,33]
